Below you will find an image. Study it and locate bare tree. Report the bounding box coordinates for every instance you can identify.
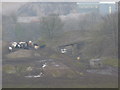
[41,14,64,40]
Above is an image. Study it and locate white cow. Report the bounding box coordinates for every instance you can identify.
[61,48,67,54]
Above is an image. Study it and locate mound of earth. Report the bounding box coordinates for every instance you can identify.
[3,60,79,79]
[5,50,33,59]
[4,48,59,60]
[43,61,77,78]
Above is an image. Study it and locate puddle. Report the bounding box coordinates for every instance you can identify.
[36,59,54,63]
[55,64,60,67]
[25,72,43,78]
[51,62,60,67]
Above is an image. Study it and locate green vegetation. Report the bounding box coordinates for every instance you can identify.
[52,70,62,78]
[3,81,118,88]
[2,3,118,88]
[66,70,77,78]
[3,65,16,74]
[49,54,60,59]
[102,58,118,67]
[15,24,26,41]
[73,61,86,69]
[3,64,32,75]
[80,13,118,61]
[3,12,118,61]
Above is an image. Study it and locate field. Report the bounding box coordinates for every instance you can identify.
[2,48,118,88]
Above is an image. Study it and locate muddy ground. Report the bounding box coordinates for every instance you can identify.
[2,48,118,88]
[2,59,118,88]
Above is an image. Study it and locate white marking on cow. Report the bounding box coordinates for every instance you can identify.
[11,42,17,48]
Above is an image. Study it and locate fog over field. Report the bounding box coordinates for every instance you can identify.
[1,1,119,88]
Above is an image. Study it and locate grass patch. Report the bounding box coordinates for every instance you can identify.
[73,62,86,69]
[3,82,118,88]
[3,64,30,75]
[3,65,16,74]
[50,54,60,59]
[52,70,62,78]
[102,58,118,67]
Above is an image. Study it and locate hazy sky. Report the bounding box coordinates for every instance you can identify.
[1,0,120,2]
[1,0,119,15]
[1,2,26,15]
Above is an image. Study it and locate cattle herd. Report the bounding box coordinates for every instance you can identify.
[8,41,45,52]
